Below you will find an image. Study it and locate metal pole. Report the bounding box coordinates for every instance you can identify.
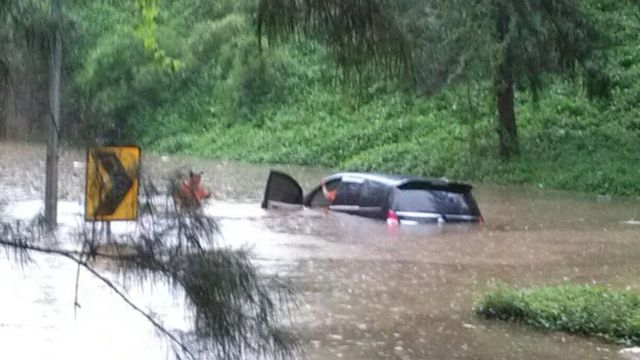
[45,0,62,228]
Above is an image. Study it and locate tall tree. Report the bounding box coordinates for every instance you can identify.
[0,1,52,140]
[0,0,65,225]
[438,0,605,157]
[257,0,606,158]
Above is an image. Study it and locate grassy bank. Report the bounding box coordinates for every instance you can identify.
[149,78,640,196]
[475,285,640,345]
[64,0,640,196]
[142,0,639,196]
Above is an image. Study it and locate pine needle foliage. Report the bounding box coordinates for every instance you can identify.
[0,173,299,360]
[257,0,410,80]
[435,0,606,95]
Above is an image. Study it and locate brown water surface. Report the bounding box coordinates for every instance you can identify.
[1,141,640,359]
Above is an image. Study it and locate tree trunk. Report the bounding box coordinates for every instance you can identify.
[495,61,519,158]
[0,56,6,139]
[0,87,5,140]
[494,7,519,159]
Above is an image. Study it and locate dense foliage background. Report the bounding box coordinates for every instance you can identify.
[1,0,638,195]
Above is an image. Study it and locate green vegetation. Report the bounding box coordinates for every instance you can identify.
[257,0,610,159]
[475,284,640,345]
[2,0,639,196]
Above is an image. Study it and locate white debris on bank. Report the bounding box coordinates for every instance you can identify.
[620,347,640,360]
[622,219,640,225]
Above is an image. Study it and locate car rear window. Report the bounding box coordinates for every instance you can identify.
[393,189,479,216]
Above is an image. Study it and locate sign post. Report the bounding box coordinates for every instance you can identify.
[44,0,63,228]
[85,146,141,222]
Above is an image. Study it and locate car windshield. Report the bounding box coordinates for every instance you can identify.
[393,189,478,216]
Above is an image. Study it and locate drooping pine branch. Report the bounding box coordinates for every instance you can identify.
[436,0,606,93]
[257,0,410,79]
[0,236,197,359]
[0,176,299,360]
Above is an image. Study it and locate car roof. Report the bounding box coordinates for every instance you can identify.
[323,172,472,190]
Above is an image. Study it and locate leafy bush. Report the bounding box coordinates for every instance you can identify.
[475,284,640,345]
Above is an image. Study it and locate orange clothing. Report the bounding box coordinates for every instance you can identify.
[180,180,211,202]
[175,173,212,209]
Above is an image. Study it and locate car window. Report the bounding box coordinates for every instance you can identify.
[307,179,340,208]
[333,179,363,206]
[358,180,387,208]
[393,189,477,215]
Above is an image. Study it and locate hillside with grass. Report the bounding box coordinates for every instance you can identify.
[66,0,640,196]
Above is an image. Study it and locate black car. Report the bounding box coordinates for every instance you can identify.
[261,170,483,225]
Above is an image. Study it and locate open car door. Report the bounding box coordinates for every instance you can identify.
[261,170,304,209]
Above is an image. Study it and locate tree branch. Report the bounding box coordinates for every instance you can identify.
[0,238,196,360]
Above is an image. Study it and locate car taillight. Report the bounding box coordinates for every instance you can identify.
[386,209,399,227]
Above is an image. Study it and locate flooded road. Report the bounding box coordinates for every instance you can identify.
[2,141,640,359]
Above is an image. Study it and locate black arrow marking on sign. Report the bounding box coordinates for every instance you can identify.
[94,151,133,216]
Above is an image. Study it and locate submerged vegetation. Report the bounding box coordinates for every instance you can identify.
[475,284,640,346]
[1,0,639,195]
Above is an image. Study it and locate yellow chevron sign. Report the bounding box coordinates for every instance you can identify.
[85,146,140,221]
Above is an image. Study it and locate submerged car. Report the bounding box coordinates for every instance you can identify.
[261,170,483,225]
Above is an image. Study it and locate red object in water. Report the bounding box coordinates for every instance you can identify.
[386,209,399,227]
[321,179,337,203]
[177,172,212,208]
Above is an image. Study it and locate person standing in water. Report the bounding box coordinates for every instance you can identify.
[175,170,212,210]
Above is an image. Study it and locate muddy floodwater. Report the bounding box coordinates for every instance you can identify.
[1,141,640,359]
